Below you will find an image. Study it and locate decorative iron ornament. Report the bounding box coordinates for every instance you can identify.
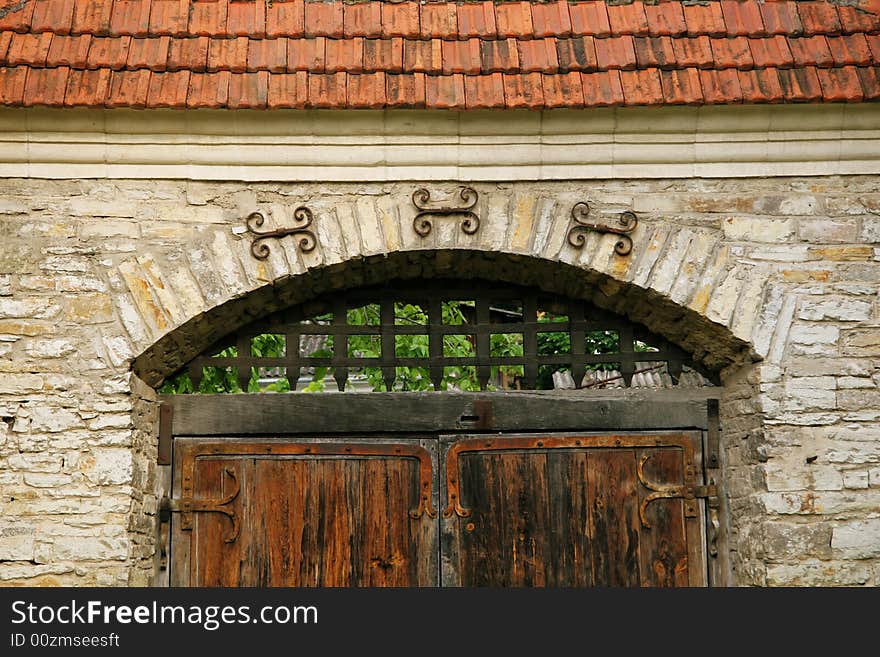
[244,207,317,260]
[164,466,241,543]
[412,187,480,237]
[636,453,717,529]
[568,202,638,256]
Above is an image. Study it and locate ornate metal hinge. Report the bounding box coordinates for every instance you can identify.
[568,202,638,256]
[160,467,241,543]
[412,187,480,237]
[637,454,717,529]
[242,207,317,260]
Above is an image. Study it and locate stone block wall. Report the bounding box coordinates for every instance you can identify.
[0,176,878,586]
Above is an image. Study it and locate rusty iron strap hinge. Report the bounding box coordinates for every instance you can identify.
[159,467,241,543]
[637,454,718,529]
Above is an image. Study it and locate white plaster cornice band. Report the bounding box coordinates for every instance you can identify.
[0,104,878,181]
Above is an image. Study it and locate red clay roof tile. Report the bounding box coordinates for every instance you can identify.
[593,35,636,70]
[826,34,874,66]
[644,2,686,37]
[580,69,623,106]
[107,68,150,106]
[266,0,304,38]
[710,37,753,70]
[364,37,402,73]
[787,35,834,67]
[187,70,229,107]
[167,35,208,71]
[248,37,287,73]
[503,71,544,108]
[720,0,766,37]
[699,68,743,103]
[227,0,267,38]
[634,36,676,70]
[147,68,189,107]
[606,2,649,37]
[568,1,610,38]
[187,0,227,37]
[65,67,111,105]
[457,1,497,39]
[110,0,151,37]
[419,3,456,39]
[0,31,10,61]
[541,71,584,107]
[798,1,842,36]
[347,70,384,107]
[426,73,465,109]
[748,35,794,69]
[530,1,571,38]
[344,1,381,38]
[288,37,324,72]
[148,0,189,37]
[760,1,803,36]
[837,5,880,33]
[481,37,519,73]
[464,71,505,109]
[660,67,703,104]
[228,70,268,108]
[127,35,170,70]
[0,0,36,33]
[86,35,131,69]
[0,65,26,103]
[386,71,425,107]
[45,33,90,67]
[304,1,343,38]
[325,35,363,72]
[22,64,68,105]
[557,36,597,72]
[7,31,53,66]
[816,65,864,101]
[31,0,75,35]
[495,2,533,39]
[776,66,823,101]
[856,66,880,100]
[381,2,418,39]
[268,70,308,108]
[207,36,247,73]
[671,36,714,69]
[441,38,481,74]
[868,33,880,60]
[738,67,784,103]
[404,38,441,73]
[620,67,663,104]
[308,70,346,107]
[683,2,726,37]
[517,37,557,73]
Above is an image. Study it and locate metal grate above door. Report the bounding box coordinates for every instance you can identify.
[161,280,716,394]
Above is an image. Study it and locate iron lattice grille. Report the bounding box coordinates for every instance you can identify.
[168,281,716,393]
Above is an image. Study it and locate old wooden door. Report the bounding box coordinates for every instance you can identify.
[168,430,709,587]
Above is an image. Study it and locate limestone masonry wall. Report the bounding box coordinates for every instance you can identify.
[0,176,878,586]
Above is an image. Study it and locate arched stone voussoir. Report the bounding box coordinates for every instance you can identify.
[130,249,758,388]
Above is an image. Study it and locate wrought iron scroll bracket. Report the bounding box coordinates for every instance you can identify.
[242,208,317,260]
[412,187,480,237]
[164,466,241,543]
[636,454,717,530]
[568,202,638,256]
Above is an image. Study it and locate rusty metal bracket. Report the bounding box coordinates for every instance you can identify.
[162,466,241,543]
[568,202,638,256]
[412,187,480,237]
[636,454,717,529]
[706,398,721,469]
[243,208,317,260]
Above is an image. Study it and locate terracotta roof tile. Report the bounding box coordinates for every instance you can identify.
[344,1,380,38]
[699,68,743,103]
[364,37,402,73]
[248,37,287,73]
[288,37,325,72]
[593,35,636,70]
[837,5,880,33]
[738,67,784,102]
[268,70,308,108]
[798,1,842,36]
[227,0,267,38]
[480,37,519,73]
[167,36,208,71]
[147,68,189,107]
[826,34,874,66]
[748,35,794,69]
[760,1,803,36]
[107,68,150,107]
[31,0,75,35]
[776,66,823,101]
[788,36,834,68]
[386,72,425,107]
[464,71,505,109]
[419,3,456,39]
[304,1,343,38]
[207,36,247,73]
[634,36,676,70]
[148,0,189,37]
[65,67,111,105]
[22,64,67,105]
[495,2,533,39]
[620,67,663,105]
[404,38,441,73]
[503,71,544,108]
[381,2,419,39]
[266,0,304,38]
[568,1,610,38]
[557,36,597,72]
[671,36,714,69]
[109,0,151,37]
[644,2,686,37]
[720,0,765,37]
[816,65,864,101]
[228,70,268,108]
[45,33,90,67]
[457,1,496,39]
[682,2,726,37]
[580,69,623,106]
[325,35,363,73]
[710,37,753,70]
[660,67,703,104]
[0,65,26,103]
[517,37,557,73]
[868,33,880,60]
[347,70,385,107]
[856,66,880,100]
[531,1,571,38]
[441,38,481,74]
[425,73,465,109]
[0,0,36,33]
[186,70,229,107]
[606,2,649,37]
[127,35,170,71]
[6,31,53,66]
[188,0,227,37]
[541,71,584,107]
[0,31,10,61]
[308,70,346,107]
[86,35,131,69]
